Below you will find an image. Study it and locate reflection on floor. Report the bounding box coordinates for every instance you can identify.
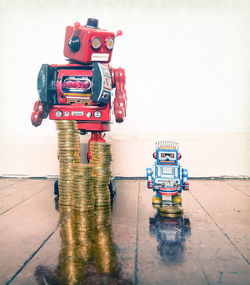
[0,179,249,284]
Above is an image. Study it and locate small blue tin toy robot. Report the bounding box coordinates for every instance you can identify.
[146,141,189,208]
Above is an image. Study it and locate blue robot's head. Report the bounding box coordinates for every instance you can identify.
[157,148,178,165]
[153,141,181,166]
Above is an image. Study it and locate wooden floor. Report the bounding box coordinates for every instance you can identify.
[0,179,249,284]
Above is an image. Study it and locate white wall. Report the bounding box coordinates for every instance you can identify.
[0,0,250,177]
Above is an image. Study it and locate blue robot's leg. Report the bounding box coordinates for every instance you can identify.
[152,191,162,209]
[172,194,182,206]
[156,192,162,198]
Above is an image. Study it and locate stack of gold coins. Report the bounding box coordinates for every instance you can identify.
[89,142,112,207]
[71,163,95,212]
[56,120,80,206]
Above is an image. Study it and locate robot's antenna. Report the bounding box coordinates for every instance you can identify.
[155,140,179,150]
[116,30,123,37]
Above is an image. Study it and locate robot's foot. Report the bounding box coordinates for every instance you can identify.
[152,196,162,208]
[172,195,182,206]
[54,180,59,196]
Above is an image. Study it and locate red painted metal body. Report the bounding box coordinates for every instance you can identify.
[31,19,126,134]
[49,103,111,131]
[47,63,111,132]
[63,25,115,63]
[31,19,126,159]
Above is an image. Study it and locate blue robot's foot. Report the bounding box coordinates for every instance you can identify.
[159,205,183,217]
[54,180,59,196]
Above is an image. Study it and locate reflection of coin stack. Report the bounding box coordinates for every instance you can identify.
[72,209,94,258]
[58,207,95,284]
[94,207,117,274]
[58,206,76,284]
[71,164,95,212]
[90,142,112,207]
[56,120,80,206]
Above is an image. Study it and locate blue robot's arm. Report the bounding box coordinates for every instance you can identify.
[146,168,153,189]
[182,168,189,190]
[183,169,188,182]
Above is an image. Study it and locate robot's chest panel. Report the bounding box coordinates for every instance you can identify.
[57,68,92,105]
[155,165,180,180]
[61,74,93,104]
[56,64,112,106]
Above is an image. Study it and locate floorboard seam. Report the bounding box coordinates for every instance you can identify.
[187,232,211,285]
[134,180,140,285]
[225,181,249,197]
[0,183,51,216]
[5,210,72,284]
[200,264,211,285]
[0,180,25,191]
[189,190,249,265]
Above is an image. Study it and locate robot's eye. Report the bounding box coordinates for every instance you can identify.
[91,37,101,49]
[105,38,114,50]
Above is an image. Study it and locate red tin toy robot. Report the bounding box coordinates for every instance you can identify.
[31,18,126,161]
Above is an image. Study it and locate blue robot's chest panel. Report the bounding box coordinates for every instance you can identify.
[155,165,180,179]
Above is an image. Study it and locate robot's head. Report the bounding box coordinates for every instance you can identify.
[64,18,122,64]
[153,141,181,165]
[157,148,178,165]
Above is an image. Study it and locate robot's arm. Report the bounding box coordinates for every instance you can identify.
[110,67,127,123]
[31,64,57,127]
[182,168,189,190]
[146,168,153,189]
[31,99,48,127]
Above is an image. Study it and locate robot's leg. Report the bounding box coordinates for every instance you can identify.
[172,194,182,206]
[87,132,105,162]
[152,191,162,208]
[109,177,117,205]
[54,179,59,196]
[54,150,60,196]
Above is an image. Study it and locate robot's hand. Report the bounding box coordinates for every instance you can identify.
[31,100,47,127]
[111,67,127,123]
[114,97,126,123]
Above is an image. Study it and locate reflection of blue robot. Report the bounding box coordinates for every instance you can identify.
[146,141,189,207]
[149,213,191,264]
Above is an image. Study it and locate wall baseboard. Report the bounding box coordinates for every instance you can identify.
[0,175,249,180]
[1,132,249,177]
